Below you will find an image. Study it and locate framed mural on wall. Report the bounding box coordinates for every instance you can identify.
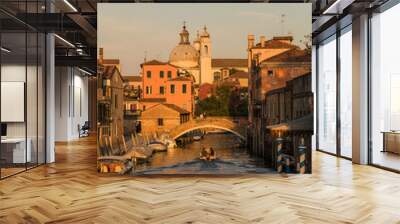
[96,3,313,175]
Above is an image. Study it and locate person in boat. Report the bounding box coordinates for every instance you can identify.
[200,147,217,161]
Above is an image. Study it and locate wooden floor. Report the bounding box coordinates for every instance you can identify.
[1,136,400,224]
[372,151,400,171]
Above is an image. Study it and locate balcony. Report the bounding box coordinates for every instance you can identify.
[124,109,141,117]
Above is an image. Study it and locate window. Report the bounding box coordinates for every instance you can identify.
[146,71,151,78]
[114,94,118,109]
[268,70,274,77]
[167,71,172,79]
[182,84,187,93]
[159,86,165,95]
[158,118,164,126]
[0,7,46,178]
[146,86,152,94]
[370,4,400,171]
[317,35,337,155]
[223,70,228,78]
[130,104,136,112]
[160,71,164,78]
[339,27,352,158]
[170,84,175,94]
[214,72,221,81]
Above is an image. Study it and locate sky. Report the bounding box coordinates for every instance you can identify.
[98,3,311,75]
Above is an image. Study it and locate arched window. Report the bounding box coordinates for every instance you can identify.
[204,45,208,54]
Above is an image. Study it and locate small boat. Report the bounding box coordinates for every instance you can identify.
[199,147,217,161]
[148,141,168,152]
[193,135,202,141]
[131,145,154,158]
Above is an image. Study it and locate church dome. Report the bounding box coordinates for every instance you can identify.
[169,23,199,68]
[169,45,199,68]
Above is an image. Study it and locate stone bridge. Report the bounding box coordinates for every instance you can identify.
[169,117,247,141]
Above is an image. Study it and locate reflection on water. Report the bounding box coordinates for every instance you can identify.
[133,133,273,175]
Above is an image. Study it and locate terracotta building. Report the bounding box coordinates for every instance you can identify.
[141,103,190,134]
[165,76,194,113]
[140,60,194,114]
[247,35,311,162]
[211,59,248,82]
[141,60,178,99]
[224,71,249,88]
[254,48,311,104]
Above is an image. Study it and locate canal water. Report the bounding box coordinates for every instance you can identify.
[133,133,273,175]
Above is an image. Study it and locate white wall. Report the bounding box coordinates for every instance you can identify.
[1,65,33,137]
[54,67,89,141]
[1,63,46,164]
[312,45,317,150]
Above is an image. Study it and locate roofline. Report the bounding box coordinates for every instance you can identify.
[142,103,189,115]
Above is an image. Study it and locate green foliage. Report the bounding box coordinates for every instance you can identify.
[196,85,248,117]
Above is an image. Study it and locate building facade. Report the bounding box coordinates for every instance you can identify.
[123,75,142,113]
[140,103,190,134]
[97,63,124,140]
[165,76,194,113]
[168,24,248,86]
[247,34,311,167]
[263,72,313,172]
[140,60,194,114]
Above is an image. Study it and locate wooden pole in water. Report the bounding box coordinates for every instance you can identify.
[131,157,137,174]
[297,137,306,174]
[131,133,136,146]
[276,132,283,173]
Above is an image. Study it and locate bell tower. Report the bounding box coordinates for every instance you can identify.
[179,21,190,45]
[199,25,212,84]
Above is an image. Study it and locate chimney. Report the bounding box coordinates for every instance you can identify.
[248,34,255,49]
[99,48,104,62]
[260,36,266,48]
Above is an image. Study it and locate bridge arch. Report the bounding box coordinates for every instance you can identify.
[169,118,246,141]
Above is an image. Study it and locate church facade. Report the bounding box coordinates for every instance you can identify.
[169,24,248,86]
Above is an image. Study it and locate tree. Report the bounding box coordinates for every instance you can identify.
[196,85,248,117]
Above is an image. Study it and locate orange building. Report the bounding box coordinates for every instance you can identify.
[141,60,179,99]
[165,76,193,113]
[140,60,194,114]
[256,48,311,102]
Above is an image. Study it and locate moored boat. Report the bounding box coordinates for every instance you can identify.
[148,141,168,152]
